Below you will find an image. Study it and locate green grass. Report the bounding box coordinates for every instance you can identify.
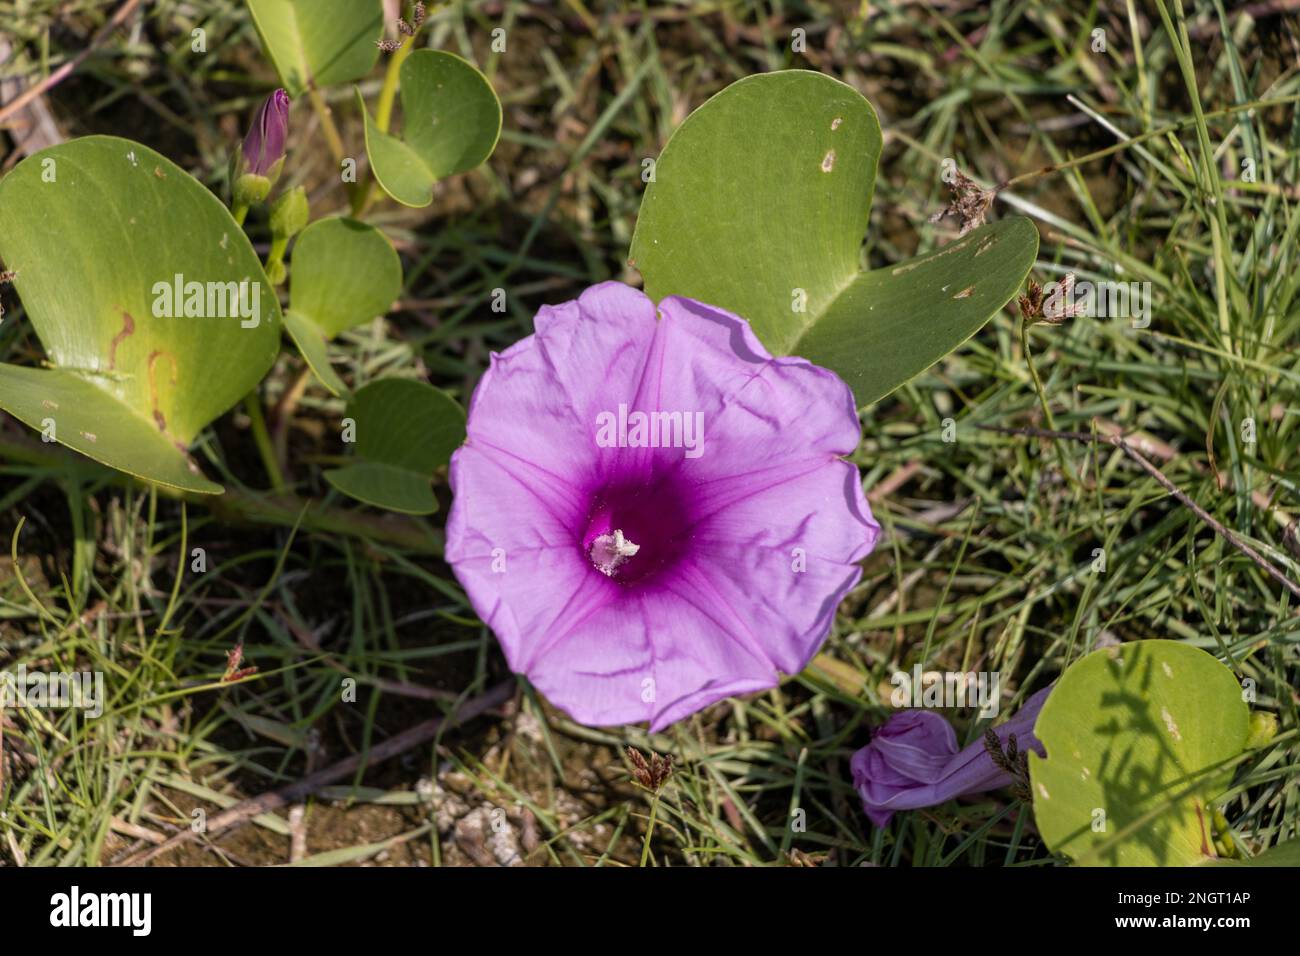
[1,0,1298,866]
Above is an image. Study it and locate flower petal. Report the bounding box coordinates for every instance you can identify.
[523,586,779,731]
[850,687,1052,827]
[446,282,881,731]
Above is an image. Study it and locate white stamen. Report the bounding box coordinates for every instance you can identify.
[590,529,640,577]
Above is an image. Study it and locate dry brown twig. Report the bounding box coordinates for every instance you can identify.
[0,0,146,127]
[0,39,65,165]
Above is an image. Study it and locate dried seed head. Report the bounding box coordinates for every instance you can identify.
[626,746,651,787]
[384,2,425,47]
[1020,274,1085,326]
[652,753,674,790]
[930,168,995,236]
[1017,278,1044,321]
[1039,272,1084,325]
[222,641,257,682]
[984,728,1032,802]
[625,746,673,791]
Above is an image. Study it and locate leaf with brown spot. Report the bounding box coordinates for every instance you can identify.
[0,137,281,493]
[631,71,1038,407]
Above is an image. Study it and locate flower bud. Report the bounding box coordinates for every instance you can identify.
[265,258,287,286]
[269,186,309,240]
[232,172,272,209]
[242,89,290,179]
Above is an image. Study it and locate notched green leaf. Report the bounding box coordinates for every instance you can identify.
[630,69,1038,407]
[359,50,502,208]
[246,0,383,97]
[0,366,222,494]
[796,218,1039,406]
[325,378,466,514]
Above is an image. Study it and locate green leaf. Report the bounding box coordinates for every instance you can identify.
[629,70,1038,407]
[324,378,465,514]
[283,311,348,397]
[1029,641,1250,867]
[324,461,439,516]
[358,50,502,208]
[289,219,400,338]
[245,0,383,97]
[284,217,402,395]
[0,365,222,493]
[1212,839,1300,867]
[0,136,282,494]
[795,219,1039,404]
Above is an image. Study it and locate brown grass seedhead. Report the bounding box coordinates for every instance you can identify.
[379,3,427,50]
[222,642,258,683]
[1019,273,1082,326]
[1017,277,1045,322]
[984,729,1031,803]
[929,168,995,236]
[626,746,673,791]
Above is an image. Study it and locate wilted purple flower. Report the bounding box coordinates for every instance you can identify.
[851,686,1052,827]
[445,282,880,730]
[242,89,290,177]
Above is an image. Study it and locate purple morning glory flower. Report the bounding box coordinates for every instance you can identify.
[242,88,290,176]
[851,686,1052,827]
[445,282,880,731]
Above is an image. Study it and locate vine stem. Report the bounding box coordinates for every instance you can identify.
[241,390,287,493]
[271,365,312,481]
[0,433,442,554]
[305,84,347,167]
[353,32,417,217]
[241,238,292,494]
[305,82,368,215]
